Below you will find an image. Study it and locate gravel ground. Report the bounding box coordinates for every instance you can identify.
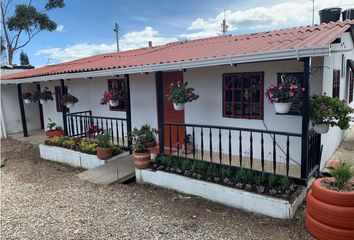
[1,138,313,240]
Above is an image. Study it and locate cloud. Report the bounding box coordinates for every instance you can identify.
[36,26,177,63]
[180,0,351,39]
[55,24,64,32]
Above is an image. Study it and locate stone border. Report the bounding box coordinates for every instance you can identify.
[136,169,306,219]
[39,144,129,169]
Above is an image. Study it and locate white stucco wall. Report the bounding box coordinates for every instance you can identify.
[320,32,354,169]
[1,83,41,134]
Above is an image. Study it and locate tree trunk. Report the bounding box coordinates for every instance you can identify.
[7,47,12,65]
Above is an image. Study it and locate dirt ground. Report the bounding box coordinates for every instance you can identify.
[0,138,313,240]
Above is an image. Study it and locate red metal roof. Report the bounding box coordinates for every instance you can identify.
[2,19,354,81]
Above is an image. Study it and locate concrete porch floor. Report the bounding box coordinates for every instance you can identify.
[8,129,47,145]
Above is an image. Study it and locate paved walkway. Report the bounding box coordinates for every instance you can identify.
[328,128,354,166]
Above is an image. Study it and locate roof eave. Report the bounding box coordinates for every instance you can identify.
[1,45,331,84]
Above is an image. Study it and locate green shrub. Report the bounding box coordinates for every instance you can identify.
[220,166,231,179]
[180,159,190,171]
[268,175,277,189]
[280,176,291,191]
[79,140,97,153]
[244,170,254,184]
[254,173,266,186]
[112,145,123,155]
[207,163,218,176]
[328,161,354,189]
[235,168,246,183]
[96,130,111,148]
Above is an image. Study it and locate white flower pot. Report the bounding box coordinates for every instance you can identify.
[173,103,184,111]
[40,99,47,105]
[66,103,74,109]
[273,102,292,114]
[109,100,119,107]
[313,123,330,134]
[24,99,31,104]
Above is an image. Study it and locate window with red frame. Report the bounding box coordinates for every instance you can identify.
[108,79,126,111]
[54,86,68,112]
[333,70,340,98]
[223,72,264,119]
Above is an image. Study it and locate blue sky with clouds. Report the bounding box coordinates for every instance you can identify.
[3,0,353,66]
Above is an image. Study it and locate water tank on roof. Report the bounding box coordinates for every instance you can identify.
[319,8,342,24]
[342,8,354,21]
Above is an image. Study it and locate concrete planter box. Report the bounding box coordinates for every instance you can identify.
[136,169,306,219]
[39,144,129,169]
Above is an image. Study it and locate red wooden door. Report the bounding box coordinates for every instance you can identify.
[162,72,185,148]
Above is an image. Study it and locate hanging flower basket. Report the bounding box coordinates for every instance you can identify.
[310,95,353,134]
[22,92,33,104]
[273,102,292,114]
[167,81,199,111]
[173,103,185,111]
[265,75,304,114]
[100,90,124,107]
[32,87,53,104]
[61,93,78,109]
[313,123,330,134]
[109,99,119,107]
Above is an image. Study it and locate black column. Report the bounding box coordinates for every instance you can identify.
[301,57,310,179]
[60,79,68,135]
[37,84,44,129]
[155,71,164,154]
[17,84,28,137]
[124,74,132,152]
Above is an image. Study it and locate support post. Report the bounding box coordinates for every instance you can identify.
[155,71,164,154]
[301,57,310,179]
[17,84,28,137]
[60,79,68,135]
[124,74,132,152]
[37,84,44,129]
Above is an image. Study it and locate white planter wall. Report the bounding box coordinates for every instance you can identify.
[136,169,306,219]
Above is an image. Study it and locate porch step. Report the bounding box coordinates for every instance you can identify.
[78,155,135,185]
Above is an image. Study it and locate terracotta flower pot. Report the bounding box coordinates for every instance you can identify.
[143,140,157,148]
[45,130,64,138]
[97,147,112,160]
[306,178,354,239]
[133,150,151,169]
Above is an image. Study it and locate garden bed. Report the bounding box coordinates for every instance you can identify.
[40,136,130,169]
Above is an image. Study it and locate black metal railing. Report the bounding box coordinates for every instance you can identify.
[307,131,322,178]
[65,111,129,147]
[161,122,303,179]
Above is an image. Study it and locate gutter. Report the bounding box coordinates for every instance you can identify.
[0,45,332,84]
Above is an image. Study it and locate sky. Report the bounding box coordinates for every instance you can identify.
[2,0,354,67]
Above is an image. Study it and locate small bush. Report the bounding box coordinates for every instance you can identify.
[207,163,218,176]
[220,166,231,179]
[268,175,278,189]
[328,161,354,189]
[96,130,111,148]
[79,140,97,154]
[235,168,246,183]
[280,176,291,191]
[180,159,190,171]
[244,170,254,184]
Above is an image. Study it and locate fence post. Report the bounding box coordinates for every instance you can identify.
[60,79,68,136]
[301,57,310,179]
[124,74,132,152]
[155,71,164,154]
[17,83,28,137]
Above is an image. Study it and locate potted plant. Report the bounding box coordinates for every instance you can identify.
[45,118,64,138]
[167,81,199,110]
[306,160,354,240]
[100,90,124,107]
[265,75,303,114]
[132,124,157,148]
[96,130,112,160]
[22,92,33,104]
[131,125,152,169]
[61,93,79,109]
[33,87,53,104]
[310,95,353,134]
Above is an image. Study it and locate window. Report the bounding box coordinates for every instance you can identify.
[108,79,126,111]
[54,86,68,112]
[223,72,264,119]
[333,70,340,98]
[349,70,354,103]
[277,72,304,115]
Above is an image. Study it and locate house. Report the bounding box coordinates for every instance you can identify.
[1,19,354,187]
[0,64,42,138]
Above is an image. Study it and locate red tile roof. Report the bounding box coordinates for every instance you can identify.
[2,19,354,81]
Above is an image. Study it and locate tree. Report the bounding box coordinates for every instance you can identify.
[20,51,29,65]
[1,0,65,65]
[1,36,6,63]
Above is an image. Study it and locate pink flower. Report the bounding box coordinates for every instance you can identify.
[275,98,279,102]
[269,84,275,89]
[319,103,326,110]
[302,88,305,92]
[278,84,283,90]
[289,92,294,97]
